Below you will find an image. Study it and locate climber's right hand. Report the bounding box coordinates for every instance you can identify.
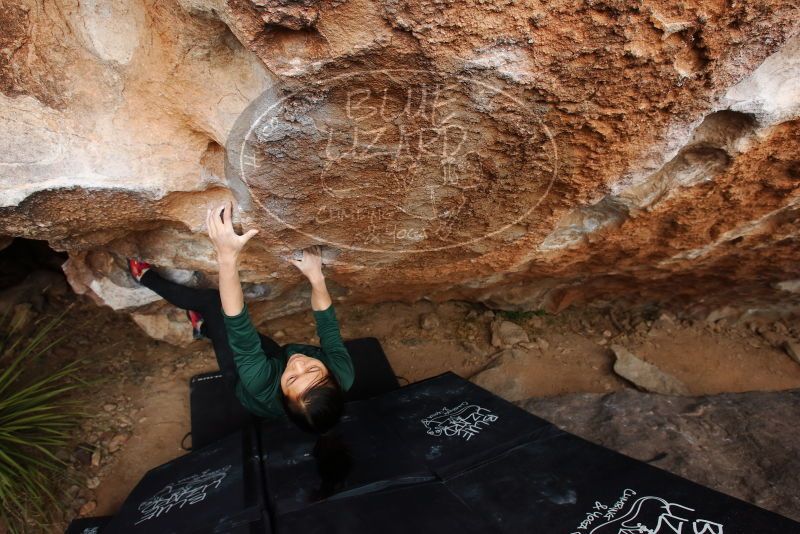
[206,200,258,263]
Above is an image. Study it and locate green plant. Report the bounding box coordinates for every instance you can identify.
[0,309,84,533]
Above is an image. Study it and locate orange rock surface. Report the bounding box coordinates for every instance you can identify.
[1,1,798,334]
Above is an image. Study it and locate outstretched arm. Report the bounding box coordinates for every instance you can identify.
[291,246,354,391]
[206,201,258,316]
[207,202,280,402]
[290,246,331,311]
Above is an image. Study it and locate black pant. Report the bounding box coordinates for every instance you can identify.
[140,269,282,392]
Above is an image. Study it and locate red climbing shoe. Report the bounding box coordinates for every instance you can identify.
[128,258,151,282]
[186,310,205,340]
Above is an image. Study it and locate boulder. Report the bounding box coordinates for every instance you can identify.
[1,1,799,331]
[784,341,800,365]
[131,310,195,347]
[419,313,440,331]
[611,344,690,395]
[490,320,530,348]
[522,388,800,521]
[471,348,531,401]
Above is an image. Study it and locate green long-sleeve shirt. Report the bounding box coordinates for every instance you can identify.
[221,303,354,419]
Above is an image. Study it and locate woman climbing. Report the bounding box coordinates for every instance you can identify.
[128,201,354,434]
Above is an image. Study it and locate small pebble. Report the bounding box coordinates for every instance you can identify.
[79,500,97,516]
[419,313,440,330]
[108,433,130,453]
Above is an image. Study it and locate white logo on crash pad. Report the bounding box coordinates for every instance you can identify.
[421,401,498,441]
[135,465,231,524]
[571,488,725,534]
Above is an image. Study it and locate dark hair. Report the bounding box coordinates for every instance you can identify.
[282,373,344,434]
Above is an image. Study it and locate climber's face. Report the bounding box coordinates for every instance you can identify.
[281,353,330,400]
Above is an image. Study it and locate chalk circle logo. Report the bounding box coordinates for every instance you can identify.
[226,69,557,254]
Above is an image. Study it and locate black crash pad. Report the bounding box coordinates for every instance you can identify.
[190,372,255,451]
[260,396,433,516]
[91,370,800,534]
[259,372,558,518]
[64,515,112,534]
[275,482,493,534]
[103,429,265,534]
[446,432,800,533]
[374,372,557,478]
[342,337,400,401]
[264,373,800,533]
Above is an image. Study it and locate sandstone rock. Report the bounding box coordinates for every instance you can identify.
[705,306,739,324]
[458,340,480,355]
[63,255,161,311]
[419,313,440,331]
[651,312,677,332]
[255,2,319,30]
[611,344,690,395]
[471,349,530,401]
[775,280,800,294]
[0,1,799,331]
[758,329,785,349]
[490,320,530,348]
[108,433,129,453]
[783,342,800,365]
[131,310,195,347]
[86,477,100,490]
[90,449,101,468]
[78,500,97,517]
[522,388,800,521]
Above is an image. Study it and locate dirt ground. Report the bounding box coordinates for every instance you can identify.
[16,281,800,531]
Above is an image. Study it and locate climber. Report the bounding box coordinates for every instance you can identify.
[128,201,354,434]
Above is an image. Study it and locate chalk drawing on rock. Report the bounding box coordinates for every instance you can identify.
[228,69,558,256]
[421,401,499,441]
